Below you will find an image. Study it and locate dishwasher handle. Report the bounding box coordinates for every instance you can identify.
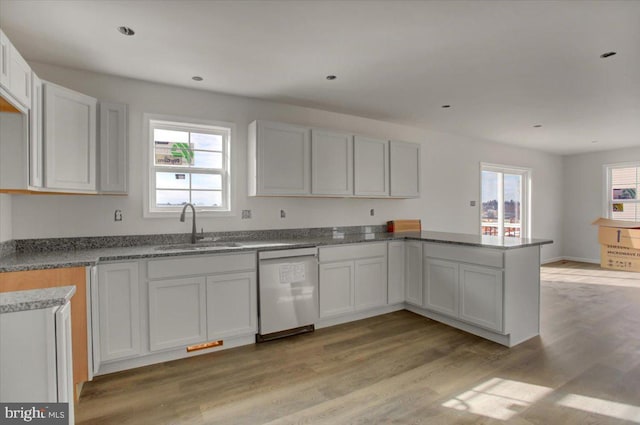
[258,247,318,260]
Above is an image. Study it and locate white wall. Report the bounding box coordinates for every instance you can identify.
[563,146,640,263]
[0,194,12,242]
[10,62,564,262]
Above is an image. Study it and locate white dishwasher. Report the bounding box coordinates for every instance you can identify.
[257,247,318,342]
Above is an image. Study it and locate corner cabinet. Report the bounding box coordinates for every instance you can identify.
[44,81,97,191]
[98,101,128,193]
[248,120,311,196]
[387,241,405,304]
[354,135,389,196]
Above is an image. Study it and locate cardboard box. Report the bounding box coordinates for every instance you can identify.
[592,217,640,271]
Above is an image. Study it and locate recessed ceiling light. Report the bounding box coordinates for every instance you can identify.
[326,75,337,80]
[441,105,451,108]
[192,76,203,82]
[533,124,542,128]
[117,26,135,36]
[600,51,617,58]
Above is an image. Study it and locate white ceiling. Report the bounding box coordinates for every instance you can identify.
[1,0,638,155]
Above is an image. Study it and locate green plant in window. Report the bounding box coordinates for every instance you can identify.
[171,142,194,164]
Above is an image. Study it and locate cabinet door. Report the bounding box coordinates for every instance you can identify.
[0,30,9,88]
[257,121,311,195]
[98,101,127,193]
[459,264,504,332]
[355,257,388,310]
[387,241,405,304]
[424,258,459,317]
[390,140,420,198]
[149,277,207,351]
[44,82,97,191]
[97,262,141,362]
[311,129,353,195]
[354,135,389,196]
[206,272,257,339]
[29,73,43,188]
[405,241,423,306]
[0,307,58,402]
[319,261,355,318]
[8,42,31,107]
[55,302,74,423]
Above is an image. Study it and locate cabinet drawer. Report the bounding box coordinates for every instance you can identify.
[423,243,503,268]
[319,242,387,263]
[148,252,256,279]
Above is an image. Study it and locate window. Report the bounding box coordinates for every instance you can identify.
[481,163,531,238]
[145,115,232,216]
[605,162,640,221]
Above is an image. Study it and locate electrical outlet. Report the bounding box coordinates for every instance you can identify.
[280,209,286,218]
[241,209,252,219]
[114,209,123,222]
[370,209,375,216]
[470,200,476,207]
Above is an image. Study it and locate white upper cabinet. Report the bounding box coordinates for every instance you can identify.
[44,81,97,191]
[390,140,420,198]
[354,135,389,196]
[29,73,43,188]
[311,129,353,196]
[0,30,9,88]
[249,120,311,196]
[98,101,128,193]
[0,29,31,109]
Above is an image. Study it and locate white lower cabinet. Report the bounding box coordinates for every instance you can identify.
[206,272,256,340]
[148,277,207,352]
[0,302,73,420]
[319,261,355,318]
[423,245,504,333]
[354,257,387,310]
[95,262,141,363]
[387,241,405,304]
[404,241,423,306]
[458,264,503,331]
[319,243,388,319]
[93,253,256,375]
[424,258,458,316]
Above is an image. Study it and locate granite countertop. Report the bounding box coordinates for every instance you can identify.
[0,231,552,273]
[0,285,76,314]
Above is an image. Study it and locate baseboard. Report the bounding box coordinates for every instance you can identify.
[560,256,600,264]
[541,256,564,265]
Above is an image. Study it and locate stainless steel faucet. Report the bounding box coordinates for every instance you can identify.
[180,203,201,244]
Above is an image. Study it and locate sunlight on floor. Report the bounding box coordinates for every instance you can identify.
[541,265,640,288]
[441,377,553,420]
[557,393,640,423]
[443,376,640,423]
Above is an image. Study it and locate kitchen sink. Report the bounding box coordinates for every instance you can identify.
[155,242,243,251]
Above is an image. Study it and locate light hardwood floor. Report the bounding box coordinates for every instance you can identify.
[77,261,640,424]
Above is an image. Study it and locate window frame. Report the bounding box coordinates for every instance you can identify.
[603,161,640,221]
[480,162,532,239]
[143,113,235,218]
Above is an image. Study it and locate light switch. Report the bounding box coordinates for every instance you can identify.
[470,201,476,207]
